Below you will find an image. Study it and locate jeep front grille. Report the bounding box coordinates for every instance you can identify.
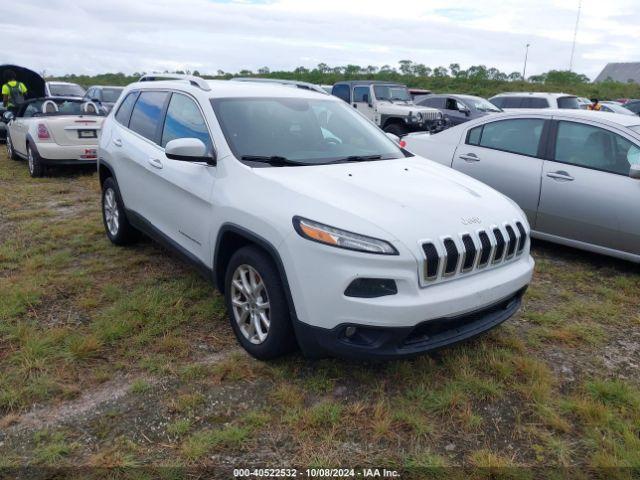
[421,222,528,283]
[421,111,441,121]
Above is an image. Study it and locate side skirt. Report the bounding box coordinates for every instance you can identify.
[125,209,216,286]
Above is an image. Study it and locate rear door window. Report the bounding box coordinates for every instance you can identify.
[419,97,445,108]
[521,97,549,108]
[502,97,524,108]
[115,92,139,127]
[554,121,639,175]
[128,91,170,143]
[477,118,545,156]
[557,96,579,109]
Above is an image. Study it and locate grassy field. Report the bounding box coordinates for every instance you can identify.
[0,146,639,479]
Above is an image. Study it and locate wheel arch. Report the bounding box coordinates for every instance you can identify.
[214,224,298,320]
[98,160,115,187]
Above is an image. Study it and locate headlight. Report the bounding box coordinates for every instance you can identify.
[411,112,423,122]
[293,217,398,255]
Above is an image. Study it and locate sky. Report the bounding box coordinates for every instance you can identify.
[2,0,639,80]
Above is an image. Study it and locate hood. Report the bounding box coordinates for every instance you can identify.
[0,64,45,99]
[254,157,526,253]
[376,102,440,116]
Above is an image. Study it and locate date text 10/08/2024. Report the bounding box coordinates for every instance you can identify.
[233,468,401,478]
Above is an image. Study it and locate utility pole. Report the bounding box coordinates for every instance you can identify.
[569,0,582,71]
[522,43,530,81]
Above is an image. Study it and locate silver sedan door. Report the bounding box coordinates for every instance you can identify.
[537,119,640,255]
[452,117,547,226]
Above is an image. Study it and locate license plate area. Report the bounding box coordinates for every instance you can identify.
[80,148,97,160]
[78,129,97,139]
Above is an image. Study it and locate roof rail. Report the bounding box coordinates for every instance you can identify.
[230,77,328,95]
[139,73,211,92]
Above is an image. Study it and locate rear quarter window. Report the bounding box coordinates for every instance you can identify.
[115,92,139,127]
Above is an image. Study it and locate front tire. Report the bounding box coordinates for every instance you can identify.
[101,177,139,245]
[27,144,44,177]
[383,122,409,137]
[224,246,296,360]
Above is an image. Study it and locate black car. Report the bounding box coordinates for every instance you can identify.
[83,85,124,113]
[416,94,502,126]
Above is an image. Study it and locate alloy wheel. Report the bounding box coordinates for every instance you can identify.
[230,264,271,344]
[27,147,34,174]
[103,187,120,236]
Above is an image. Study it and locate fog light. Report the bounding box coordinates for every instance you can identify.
[344,278,397,298]
[345,326,357,338]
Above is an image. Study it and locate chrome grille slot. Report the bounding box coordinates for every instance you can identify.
[478,231,492,267]
[515,222,527,253]
[422,243,439,280]
[505,225,517,258]
[420,221,525,285]
[443,238,459,275]
[461,234,476,271]
[492,228,506,263]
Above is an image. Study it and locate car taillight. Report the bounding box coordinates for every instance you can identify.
[399,140,406,148]
[37,123,50,140]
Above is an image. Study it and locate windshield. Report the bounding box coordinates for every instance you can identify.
[603,103,636,115]
[557,96,580,109]
[49,83,86,97]
[212,97,405,166]
[102,88,124,103]
[373,85,411,102]
[464,96,501,112]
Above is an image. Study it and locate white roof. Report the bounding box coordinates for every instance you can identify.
[493,108,640,128]
[491,92,575,98]
[131,78,337,100]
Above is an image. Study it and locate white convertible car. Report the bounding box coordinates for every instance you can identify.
[3,98,105,177]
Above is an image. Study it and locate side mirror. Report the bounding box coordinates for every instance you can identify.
[2,111,14,123]
[630,164,640,180]
[457,103,470,115]
[165,138,216,166]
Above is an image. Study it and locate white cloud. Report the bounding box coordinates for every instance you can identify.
[1,0,638,79]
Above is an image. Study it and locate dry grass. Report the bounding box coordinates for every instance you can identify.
[0,148,639,473]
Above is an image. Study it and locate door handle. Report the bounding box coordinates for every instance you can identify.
[459,153,480,162]
[148,158,163,169]
[112,138,122,147]
[546,171,574,181]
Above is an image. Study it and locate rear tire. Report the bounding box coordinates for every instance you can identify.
[27,144,44,177]
[224,246,297,360]
[101,177,139,245]
[6,135,19,160]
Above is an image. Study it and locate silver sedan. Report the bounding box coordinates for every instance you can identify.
[404,109,640,263]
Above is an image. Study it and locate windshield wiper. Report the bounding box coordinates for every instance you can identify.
[329,155,385,163]
[240,155,300,166]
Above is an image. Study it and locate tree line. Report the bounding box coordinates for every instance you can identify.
[50,61,640,100]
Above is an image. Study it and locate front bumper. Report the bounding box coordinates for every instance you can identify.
[406,117,447,134]
[295,287,526,360]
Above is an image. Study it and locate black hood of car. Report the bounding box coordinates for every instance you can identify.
[0,64,46,99]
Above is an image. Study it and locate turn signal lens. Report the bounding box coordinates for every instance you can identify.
[293,217,398,255]
[37,123,50,140]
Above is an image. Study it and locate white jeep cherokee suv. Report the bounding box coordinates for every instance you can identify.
[98,76,534,360]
